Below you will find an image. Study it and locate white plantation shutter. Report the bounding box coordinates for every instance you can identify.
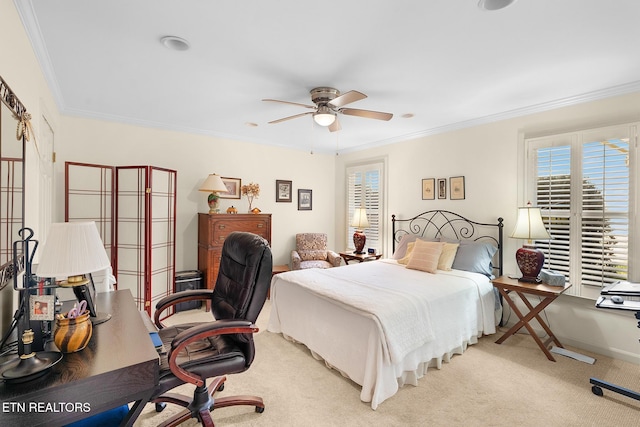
[346,162,383,251]
[526,123,637,298]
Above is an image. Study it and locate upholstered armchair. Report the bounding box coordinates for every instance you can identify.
[291,233,341,270]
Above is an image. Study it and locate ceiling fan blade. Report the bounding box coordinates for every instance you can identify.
[328,90,367,108]
[268,111,313,124]
[340,108,393,121]
[328,116,341,132]
[262,98,316,109]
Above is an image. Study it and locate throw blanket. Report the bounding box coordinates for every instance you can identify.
[276,261,436,364]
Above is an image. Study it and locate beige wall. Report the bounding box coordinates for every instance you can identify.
[55,115,336,268]
[3,0,639,364]
[335,92,640,364]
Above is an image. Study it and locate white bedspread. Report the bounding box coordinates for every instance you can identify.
[274,261,436,364]
[268,259,497,409]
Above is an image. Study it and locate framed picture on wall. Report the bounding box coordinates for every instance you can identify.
[437,178,447,199]
[276,180,292,202]
[220,177,241,199]
[422,178,435,200]
[298,189,312,210]
[450,176,465,200]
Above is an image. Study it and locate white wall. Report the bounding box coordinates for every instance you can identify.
[54,115,336,268]
[335,92,640,364]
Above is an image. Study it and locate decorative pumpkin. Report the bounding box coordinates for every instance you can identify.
[251,207,261,214]
[54,310,92,353]
[226,206,238,214]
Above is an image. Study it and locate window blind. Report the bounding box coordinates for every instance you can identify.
[346,162,383,251]
[527,123,636,298]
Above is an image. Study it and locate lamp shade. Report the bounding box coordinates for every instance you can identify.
[351,208,370,230]
[199,173,227,193]
[36,222,110,278]
[510,204,551,241]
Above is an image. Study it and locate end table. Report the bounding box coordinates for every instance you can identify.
[491,275,571,361]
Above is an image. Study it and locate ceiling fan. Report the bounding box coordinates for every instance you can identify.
[263,87,393,132]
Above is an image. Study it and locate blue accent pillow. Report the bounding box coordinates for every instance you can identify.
[441,239,498,278]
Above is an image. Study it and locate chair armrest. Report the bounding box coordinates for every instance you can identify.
[168,319,258,387]
[154,289,214,328]
[291,250,302,270]
[327,250,342,267]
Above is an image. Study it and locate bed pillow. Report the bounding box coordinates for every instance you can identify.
[393,234,437,259]
[405,240,445,274]
[397,241,416,265]
[437,242,459,271]
[441,238,498,277]
[393,234,416,259]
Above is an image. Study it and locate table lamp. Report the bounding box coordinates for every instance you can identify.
[351,208,370,254]
[36,221,112,325]
[510,202,551,282]
[199,173,228,214]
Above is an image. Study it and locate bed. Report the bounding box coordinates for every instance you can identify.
[267,210,504,409]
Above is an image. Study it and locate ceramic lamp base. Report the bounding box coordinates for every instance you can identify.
[353,230,366,254]
[515,245,544,283]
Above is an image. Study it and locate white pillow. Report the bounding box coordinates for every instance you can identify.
[406,240,445,274]
[437,243,459,271]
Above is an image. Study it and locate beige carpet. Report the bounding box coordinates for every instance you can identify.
[135,301,640,427]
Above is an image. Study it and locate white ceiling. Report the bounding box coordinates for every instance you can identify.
[15,0,640,153]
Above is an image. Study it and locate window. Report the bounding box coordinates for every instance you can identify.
[525,123,638,299]
[346,161,384,252]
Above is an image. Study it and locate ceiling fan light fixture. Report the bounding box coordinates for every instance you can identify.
[478,0,516,11]
[313,109,336,127]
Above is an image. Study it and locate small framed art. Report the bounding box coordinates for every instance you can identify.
[30,294,55,321]
[450,176,465,200]
[422,178,435,200]
[276,180,292,202]
[298,189,312,210]
[220,177,241,199]
[437,178,447,199]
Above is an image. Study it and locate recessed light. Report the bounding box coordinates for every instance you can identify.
[245,122,258,127]
[478,0,517,11]
[401,113,414,119]
[160,36,190,51]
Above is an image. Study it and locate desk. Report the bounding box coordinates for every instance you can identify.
[339,251,383,264]
[0,290,159,426]
[491,275,571,361]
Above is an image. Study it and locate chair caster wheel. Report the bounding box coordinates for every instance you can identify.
[155,402,167,412]
[255,406,265,413]
[592,386,603,397]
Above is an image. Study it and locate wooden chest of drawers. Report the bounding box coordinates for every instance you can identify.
[197,213,272,296]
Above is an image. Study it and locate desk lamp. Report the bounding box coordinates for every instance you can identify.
[36,222,112,325]
[351,208,370,254]
[510,202,551,282]
[199,173,228,214]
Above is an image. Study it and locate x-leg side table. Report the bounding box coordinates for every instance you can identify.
[491,276,572,361]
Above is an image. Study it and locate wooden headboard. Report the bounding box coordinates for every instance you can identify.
[391,210,504,277]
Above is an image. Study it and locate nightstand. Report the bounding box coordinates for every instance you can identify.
[339,251,383,265]
[269,264,290,299]
[491,275,571,361]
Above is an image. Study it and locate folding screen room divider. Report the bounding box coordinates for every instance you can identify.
[65,162,177,315]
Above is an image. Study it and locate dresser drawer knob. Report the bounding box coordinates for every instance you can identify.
[257,223,263,228]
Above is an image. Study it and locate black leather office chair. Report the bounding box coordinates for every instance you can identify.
[150,231,272,427]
